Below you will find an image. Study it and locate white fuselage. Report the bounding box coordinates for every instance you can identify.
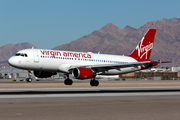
[8,49,141,75]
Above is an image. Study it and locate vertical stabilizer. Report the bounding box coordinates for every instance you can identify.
[128,29,156,60]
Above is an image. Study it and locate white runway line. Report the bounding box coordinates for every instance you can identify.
[1,92,180,99]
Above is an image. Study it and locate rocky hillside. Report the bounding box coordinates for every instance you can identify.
[0,43,35,66]
[53,18,180,67]
[1,18,180,67]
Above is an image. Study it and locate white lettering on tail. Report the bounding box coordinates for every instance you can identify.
[136,37,153,59]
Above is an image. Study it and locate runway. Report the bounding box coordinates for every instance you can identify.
[0,86,180,102]
[1,80,180,120]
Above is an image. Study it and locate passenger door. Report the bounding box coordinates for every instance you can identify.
[33,50,39,63]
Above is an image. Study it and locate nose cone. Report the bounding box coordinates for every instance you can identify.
[8,57,18,67]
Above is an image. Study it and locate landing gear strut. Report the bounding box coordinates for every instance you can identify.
[26,70,32,82]
[90,76,99,87]
[64,74,73,85]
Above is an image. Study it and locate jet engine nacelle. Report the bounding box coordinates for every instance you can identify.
[72,67,93,79]
[33,71,57,78]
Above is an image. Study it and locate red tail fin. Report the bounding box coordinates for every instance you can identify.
[128,29,156,60]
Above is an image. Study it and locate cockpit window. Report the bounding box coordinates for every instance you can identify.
[15,53,20,56]
[20,53,24,57]
[15,53,28,57]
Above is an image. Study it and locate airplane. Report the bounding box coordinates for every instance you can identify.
[8,28,170,86]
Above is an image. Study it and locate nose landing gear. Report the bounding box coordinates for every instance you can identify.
[26,70,32,82]
[26,78,32,82]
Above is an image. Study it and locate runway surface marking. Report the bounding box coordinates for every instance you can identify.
[1,92,180,99]
[0,86,180,99]
[0,86,180,91]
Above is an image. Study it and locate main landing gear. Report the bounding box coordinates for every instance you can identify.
[63,74,99,87]
[64,74,73,85]
[90,77,99,87]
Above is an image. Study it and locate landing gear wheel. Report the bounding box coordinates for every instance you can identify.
[68,79,73,85]
[26,78,32,82]
[90,80,99,87]
[64,74,73,86]
[64,79,73,85]
[90,80,94,86]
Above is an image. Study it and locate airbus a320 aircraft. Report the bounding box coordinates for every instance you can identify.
[8,29,169,86]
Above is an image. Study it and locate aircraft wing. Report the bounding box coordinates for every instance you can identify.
[70,61,151,72]
[70,60,171,73]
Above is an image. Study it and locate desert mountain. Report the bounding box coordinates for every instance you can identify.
[0,42,35,66]
[53,23,133,55]
[1,18,180,67]
[53,18,180,67]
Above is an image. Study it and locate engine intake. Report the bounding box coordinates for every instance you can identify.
[33,71,57,78]
[72,67,92,79]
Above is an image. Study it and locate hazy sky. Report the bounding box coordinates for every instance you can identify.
[0,0,179,49]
